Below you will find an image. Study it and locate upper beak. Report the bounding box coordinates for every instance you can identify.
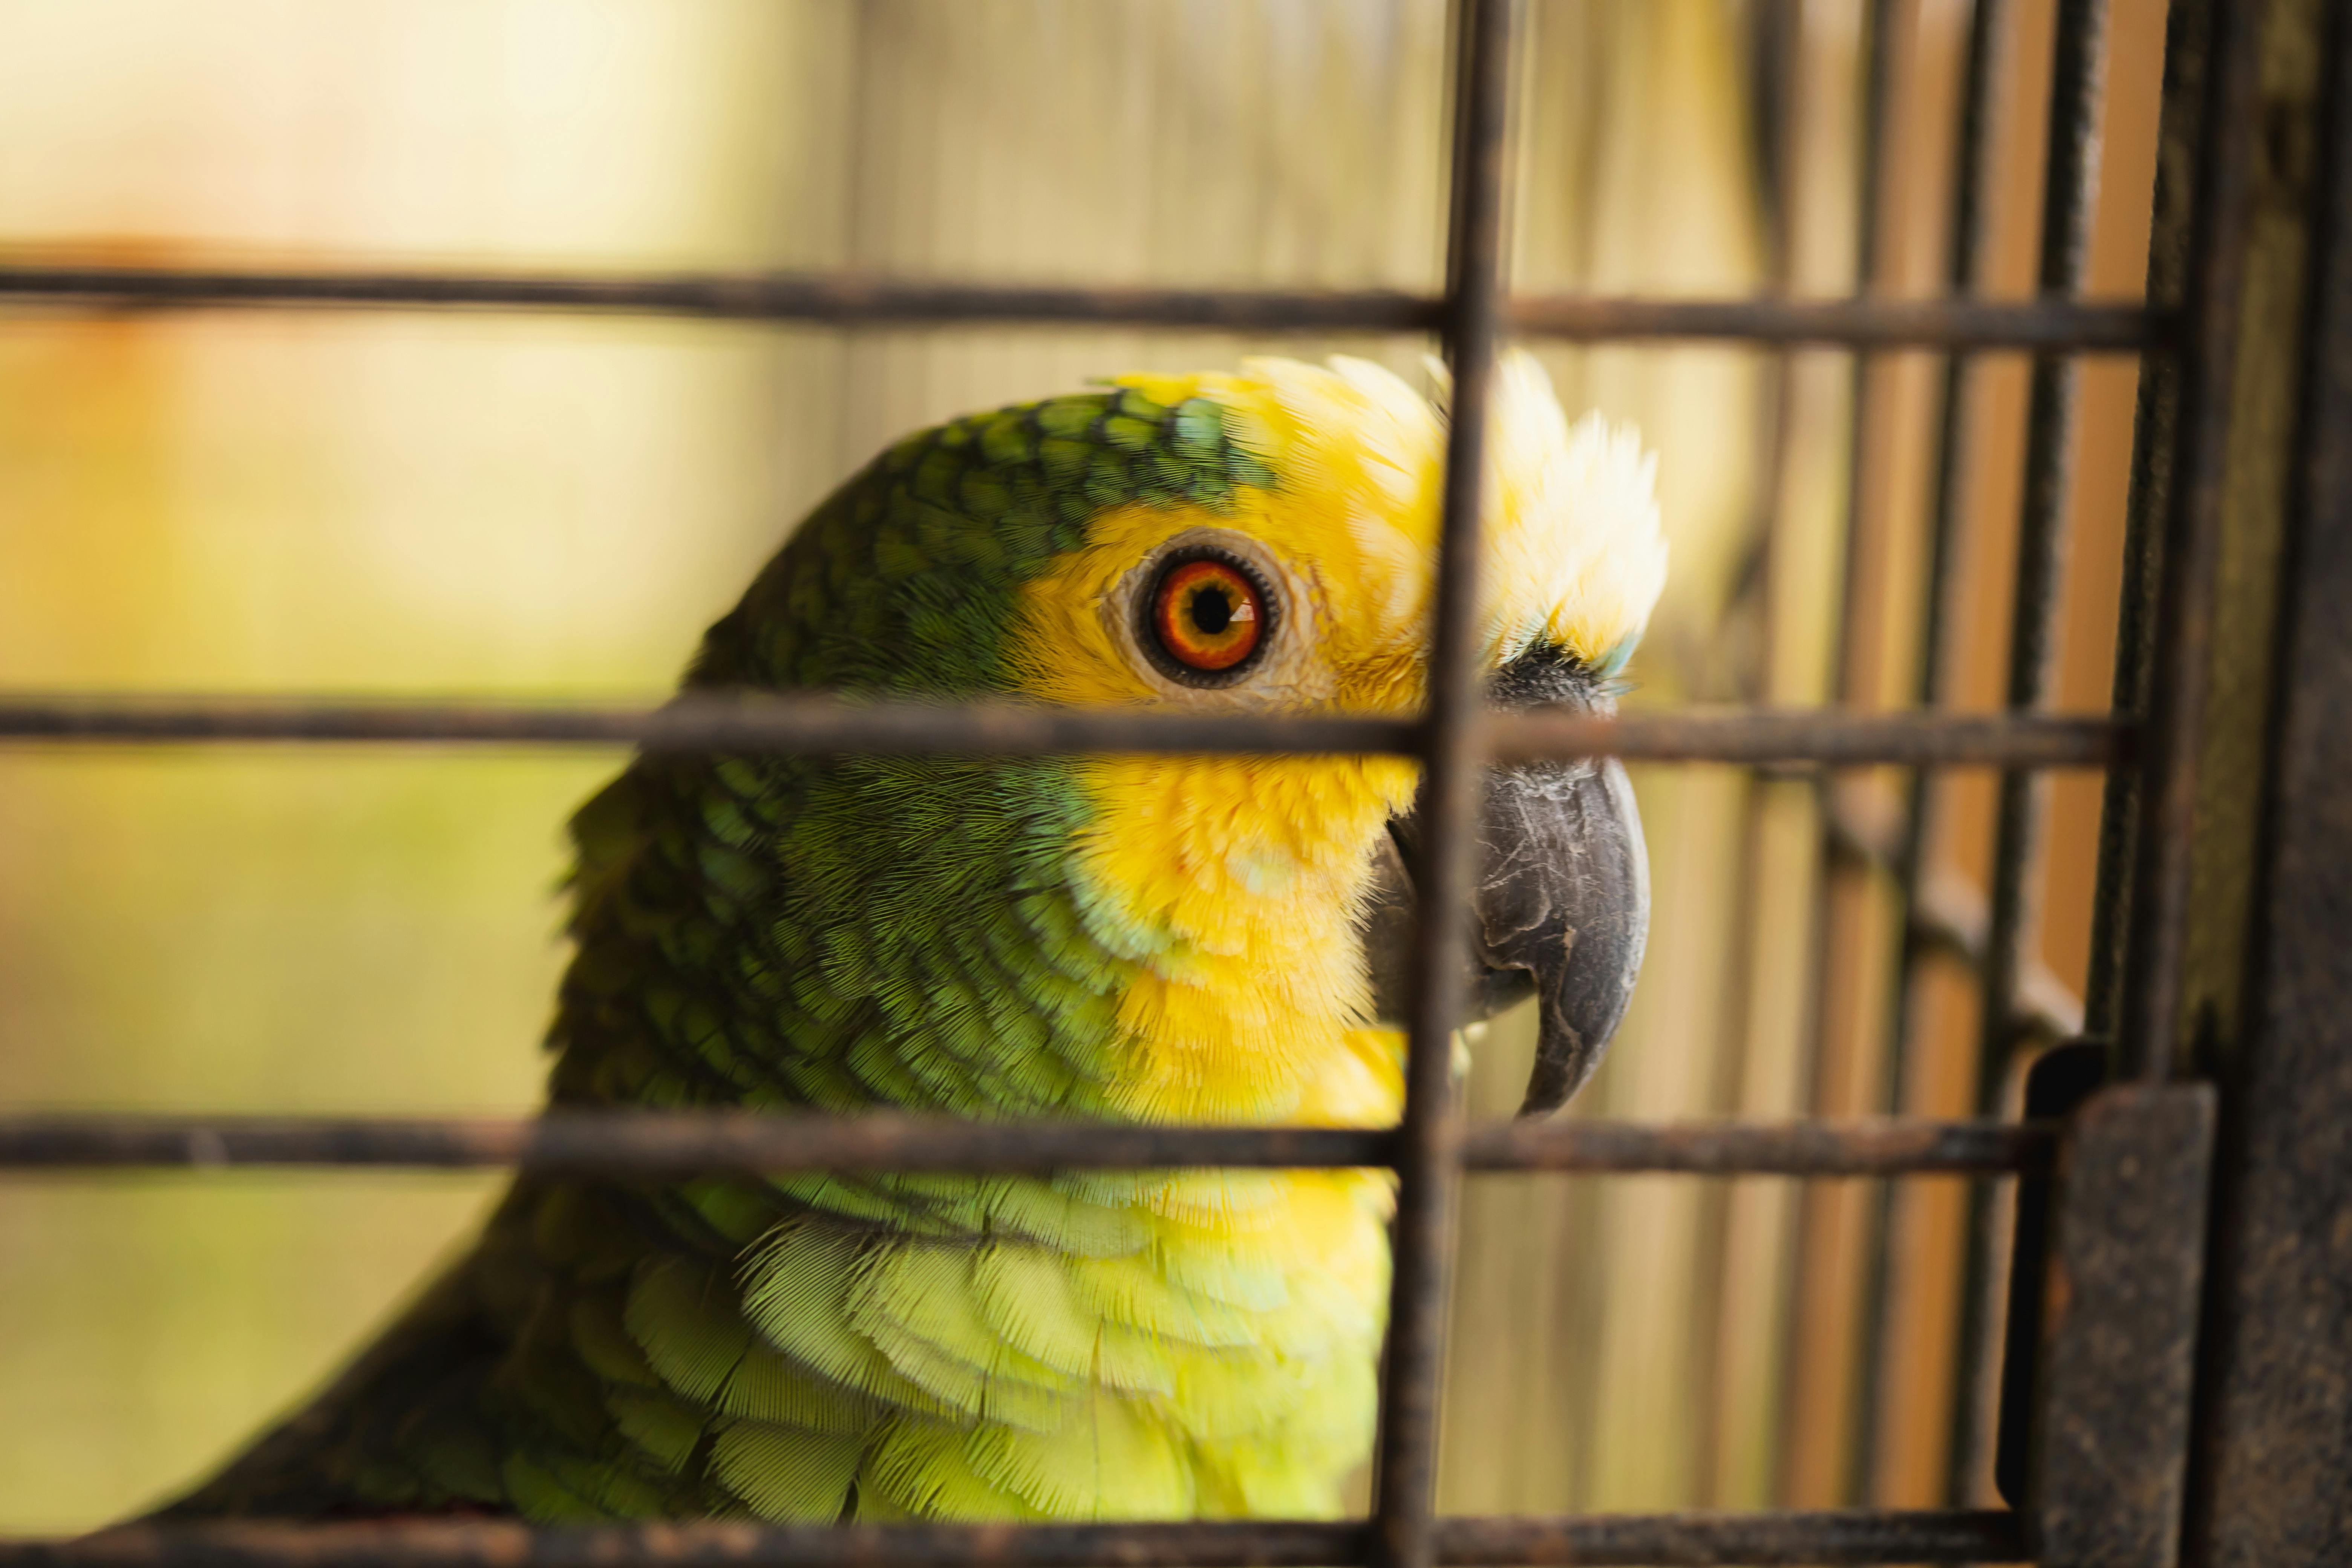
[1358,660,1651,1118]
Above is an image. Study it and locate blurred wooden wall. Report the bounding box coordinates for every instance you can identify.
[0,0,2167,1531]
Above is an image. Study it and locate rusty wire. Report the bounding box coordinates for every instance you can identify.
[0,694,2127,769]
[0,262,2158,352]
[4,1509,2028,1568]
[0,1112,2055,1179]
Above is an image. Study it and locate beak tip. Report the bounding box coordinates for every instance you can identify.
[1513,1093,1563,1122]
[1514,1014,1597,1119]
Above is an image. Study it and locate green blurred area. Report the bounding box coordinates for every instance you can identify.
[0,0,1799,1531]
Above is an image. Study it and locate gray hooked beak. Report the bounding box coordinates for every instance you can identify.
[1358,649,1651,1117]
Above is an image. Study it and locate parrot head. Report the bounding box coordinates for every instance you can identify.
[690,351,1665,1123]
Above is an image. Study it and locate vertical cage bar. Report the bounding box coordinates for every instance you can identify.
[1741,401,1809,1495]
[1949,0,2113,1506]
[1371,2,1516,1566]
[2078,0,2205,1049]
[1784,0,1899,1507]
[2112,0,2260,1086]
[1826,0,1902,710]
[1713,0,1804,1506]
[1854,0,2006,1504]
[1980,0,2109,1113]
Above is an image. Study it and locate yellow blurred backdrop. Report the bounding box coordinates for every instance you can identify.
[0,0,2162,1534]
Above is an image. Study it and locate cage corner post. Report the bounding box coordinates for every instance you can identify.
[2176,0,2352,1563]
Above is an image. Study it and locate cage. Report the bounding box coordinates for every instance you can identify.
[0,0,2346,1564]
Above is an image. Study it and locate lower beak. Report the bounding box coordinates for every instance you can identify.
[1360,754,1651,1118]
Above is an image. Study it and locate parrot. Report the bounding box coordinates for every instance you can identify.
[155,351,1666,1525]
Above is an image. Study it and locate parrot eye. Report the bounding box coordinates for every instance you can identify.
[1144,551,1272,682]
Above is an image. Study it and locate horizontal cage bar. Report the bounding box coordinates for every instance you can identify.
[0,1510,2025,1567]
[0,695,2128,769]
[0,264,2160,351]
[0,1112,2053,1177]
[1510,293,2158,350]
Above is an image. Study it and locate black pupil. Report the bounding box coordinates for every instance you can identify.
[1190,585,1234,635]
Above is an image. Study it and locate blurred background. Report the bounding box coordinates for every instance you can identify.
[0,0,2164,1534]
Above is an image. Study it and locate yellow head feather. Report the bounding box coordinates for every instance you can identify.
[1476,351,1670,675]
[1066,351,1668,711]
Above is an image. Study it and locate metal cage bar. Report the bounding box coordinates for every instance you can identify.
[1711,0,1839,1509]
[0,1111,2057,1179]
[1,1508,2031,1568]
[1853,0,2012,1503]
[1787,0,1900,1508]
[0,264,2161,351]
[2110,0,2257,1089]
[1367,6,1514,1567]
[1853,0,2004,1504]
[0,694,2129,767]
[1979,0,2110,1108]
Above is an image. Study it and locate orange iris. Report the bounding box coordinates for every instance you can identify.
[1152,558,1264,672]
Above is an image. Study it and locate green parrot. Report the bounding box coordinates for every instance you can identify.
[158,352,1665,1524]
